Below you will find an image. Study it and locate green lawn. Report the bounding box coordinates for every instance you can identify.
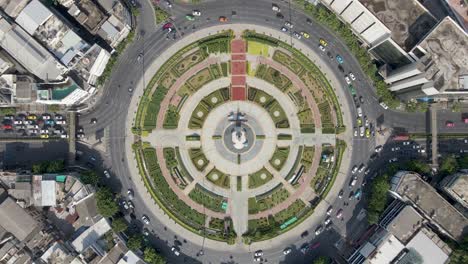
[248,167,273,189]
[253,185,290,212]
[247,41,270,56]
[269,147,290,171]
[301,146,315,173]
[188,184,225,212]
[207,168,230,189]
[189,148,209,171]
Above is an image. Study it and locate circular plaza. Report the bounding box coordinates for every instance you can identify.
[130,25,349,246]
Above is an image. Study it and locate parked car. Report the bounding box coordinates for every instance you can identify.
[122,200,129,210]
[315,225,324,235]
[192,10,201,16]
[104,170,110,179]
[254,250,263,257]
[185,14,195,21]
[354,188,362,200]
[380,101,389,110]
[336,209,343,218]
[446,121,455,128]
[358,164,365,173]
[281,26,288,32]
[284,21,293,28]
[318,44,326,52]
[127,189,134,200]
[283,248,292,255]
[344,75,351,84]
[276,12,284,19]
[171,246,180,256]
[272,4,280,12]
[351,165,358,174]
[293,31,301,39]
[338,189,344,199]
[142,215,150,224]
[324,216,331,225]
[326,206,333,215]
[218,16,228,22]
[319,38,327,46]
[336,55,344,64]
[301,31,310,38]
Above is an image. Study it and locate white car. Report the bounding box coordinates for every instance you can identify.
[349,72,356,81]
[128,200,134,209]
[42,115,50,120]
[272,4,280,12]
[60,134,68,138]
[293,31,301,39]
[283,248,292,255]
[364,119,370,127]
[165,1,172,8]
[324,216,331,225]
[40,129,48,134]
[284,21,293,28]
[254,250,263,257]
[358,164,365,173]
[389,157,398,163]
[55,115,63,120]
[192,10,201,16]
[354,129,358,137]
[315,225,324,235]
[344,75,351,84]
[254,257,262,262]
[375,145,383,152]
[357,106,363,117]
[380,102,389,110]
[351,165,358,174]
[14,120,22,125]
[171,247,180,256]
[281,26,288,32]
[127,189,134,200]
[104,170,110,179]
[326,206,333,215]
[56,120,66,125]
[403,141,410,145]
[318,44,326,52]
[122,200,129,210]
[142,215,150,225]
[360,126,365,137]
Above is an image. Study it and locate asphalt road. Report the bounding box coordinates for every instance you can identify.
[74,0,467,263]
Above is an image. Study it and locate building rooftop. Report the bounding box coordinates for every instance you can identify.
[116,250,145,264]
[405,227,451,264]
[70,0,107,34]
[0,16,66,81]
[0,0,30,18]
[75,193,100,227]
[71,217,111,253]
[391,171,468,241]
[98,242,127,264]
[416,17,468,92]
[15,0,52,35]
[385,205,424,243]
[359,0,438,51]
[40,180,56,206]
[447,0,468,31]
[0,197,39,242]
[367,234,405,264]
[441,172,468,208]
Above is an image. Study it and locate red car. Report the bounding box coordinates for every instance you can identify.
[3,124,12,129]
[336,209,343,218]
[162,23,173,29]
[463,118,468,124]
[446,121,455,128]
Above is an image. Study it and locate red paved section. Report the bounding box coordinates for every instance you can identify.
[232,76,246,86]
[231,61,246,75]
[231,54,246,61]
[232,87,246,100]
[231,39,246,53]
[230,39,247,101]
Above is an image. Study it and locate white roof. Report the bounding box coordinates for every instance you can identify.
[117,250,144,264]
[369,234,405,264]
[406,230,450,264]
[71,218,111,252]
[15,0,52,35]
[89,48,111,77]
[40,180,56,206]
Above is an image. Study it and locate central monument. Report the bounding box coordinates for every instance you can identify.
[222,109,255,154]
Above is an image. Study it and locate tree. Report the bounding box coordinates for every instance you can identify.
[367,174,390,224]
[80,170,100,185]
[440,155,459,176]
[405,160,431,175]
[96,187,119,217]
[46,160,65,173]
[127,235,143,251]
[144,247,165,264]
[450,235,468,264]
[111,217,128,233]
[312,256,330,264]
[458,155,468,168]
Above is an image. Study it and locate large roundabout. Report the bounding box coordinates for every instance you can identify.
[127,24,352,252]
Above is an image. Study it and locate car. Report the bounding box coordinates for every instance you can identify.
[360,126,365,137]
[336,209,343,218]
[137,53,142,63]
[348,191,354,200]
[45,120,55,126]
[171,246,180,256]
[284,21,293,28]
[128,200,134,209]
[143,228,150,236]
[354,188,362,200]
[283,247,292,255]
[359,96,364,104]
[356,117,362,126]
[104,170,110,179]
[276,12,284,19]
[77,133,85,138]
[324,216,331,225]
[380,101,389,110]
[30,129,38,134]
[281,26,288,32]
[42,114,50,120]
[254,257,262,262]
[318,44,326,52]
[389,157,398,163]
[293,31,301,39]
[56,120,66,125]
[354,129,358,137]
[349,176,357,188]
[272,4,280,12]
[358,164,365,173]
[357,106,363,117]
[91,118,97,124]
[27,114,37,120]
[301,31,310,38]
[13,120,22,125]
[319,38,328,46]
[128,87,133,93]
[300,243,309,254]
[446,121,455,128]
[142,215,150,225]
[127,189,134,200]
[254,250,263,257]
[403,141,411,146]
[306,18,312,25]
[185,14,195,20]
[192,10,201,16]
[162,23,173,30]
[3,115,14,120]
[364,118,370,127]
[338,189,344,199]
[336,55,344,64]
[349,72,356,80]
[60,134,68,138]
[122,200,129,210]
[344,75,351,84]
[364,168,370,175]
[301,230,309,238]
[351,165,358,174]
[315,225,324,235]
[218,16,228,22]
[375,145,383,152]
[326,206,333,215]
[348,85,356,96]
[165,1,172,8]
[3,124,12,130]
[365,128,370,138]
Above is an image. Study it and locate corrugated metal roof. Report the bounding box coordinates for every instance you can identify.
[15,0,52,35]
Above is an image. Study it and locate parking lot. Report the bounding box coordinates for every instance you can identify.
[0,112,69,139]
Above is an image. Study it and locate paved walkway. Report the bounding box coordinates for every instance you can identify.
[231,39,247,100]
